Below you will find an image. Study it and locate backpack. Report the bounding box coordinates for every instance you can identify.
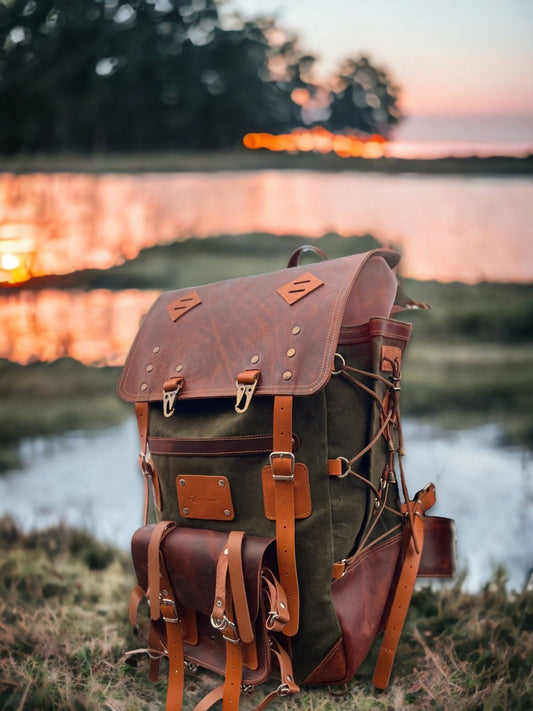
[117,245,456,710]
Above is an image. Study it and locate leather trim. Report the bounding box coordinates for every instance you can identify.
[303,637,347,685]
[276,271,324,305]
[148,433,301,457]
[381,345,403,372]
[166,291,202,322]
[338,317,413,345]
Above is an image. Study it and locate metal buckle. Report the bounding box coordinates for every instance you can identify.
[328,683,349,697]
[266,611,279,629]
[160,597,180,623]
[332,352,346,375]
[139,452,154,478]
[210,614,240,644]
[276,683,290,697]
[336,456,352,479]
[269,451,295,480]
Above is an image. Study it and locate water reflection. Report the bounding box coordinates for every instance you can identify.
[0,417,530,591]
[0,289,159,365]
[1,171,532,284]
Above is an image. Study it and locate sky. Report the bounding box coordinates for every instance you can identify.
[228,0,533,145]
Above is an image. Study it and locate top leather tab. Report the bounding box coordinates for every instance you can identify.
[117,249,400,404]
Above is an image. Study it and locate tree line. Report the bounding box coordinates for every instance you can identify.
[0,0,403,154]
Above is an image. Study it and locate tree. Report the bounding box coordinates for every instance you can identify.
[327,54,403,137]
[0,2,403,153]
[0,0,307,153]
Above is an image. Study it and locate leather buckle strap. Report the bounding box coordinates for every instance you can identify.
[144,521,186,709]
[227,531,254,645]
[262,569,290,632]
[253,639,300,710]
[270,395,299,637]
[372,499,425,689]
[210,533,249,710]
[269,451,295,480]
[135,402,162,523]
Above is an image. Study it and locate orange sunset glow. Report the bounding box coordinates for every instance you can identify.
[0,224,36,284]
[243,127,387,158]
[1,172,532,289]
[0,289,160,366]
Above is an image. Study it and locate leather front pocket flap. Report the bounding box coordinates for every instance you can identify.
[176,474,235,521]
[131,525,275,620]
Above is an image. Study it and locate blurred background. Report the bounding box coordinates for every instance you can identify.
[0,0,532,593]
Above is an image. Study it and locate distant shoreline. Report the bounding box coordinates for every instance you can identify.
[1,149,533,175]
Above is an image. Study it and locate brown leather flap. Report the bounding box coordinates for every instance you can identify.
[419,516,457,578]
[131,525,276,621]
[118,249,400,403]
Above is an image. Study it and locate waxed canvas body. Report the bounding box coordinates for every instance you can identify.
[145,316,411,681]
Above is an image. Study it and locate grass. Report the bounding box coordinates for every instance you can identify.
[0,358,129,472]
[2,149,533,175]
[0,518,531,710]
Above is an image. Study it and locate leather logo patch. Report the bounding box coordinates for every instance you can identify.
[176,475,235,520]
[166,291,202,322]
[276,272,324,305]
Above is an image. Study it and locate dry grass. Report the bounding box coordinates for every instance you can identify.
[0,518,531,711]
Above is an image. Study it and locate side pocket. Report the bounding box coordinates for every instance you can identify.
[304,532,402,686]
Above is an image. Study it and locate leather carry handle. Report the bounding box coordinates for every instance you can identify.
[287,244,328,268]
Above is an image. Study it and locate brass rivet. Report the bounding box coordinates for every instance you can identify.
[218,479,225,487]
[183,508,190,515]
[146,364,153,372]
[179,479,186,487]
[175,364,183,373]
[292,326,301,335]
[250,355,259,364]
[140,382,148,391]
[152,346,160,354]
[224,509,231,517]
[282,371,292,380]
[280,601,286,609]
[287,348,296,358]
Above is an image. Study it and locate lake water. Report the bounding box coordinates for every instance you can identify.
[1,170,532,365]
[1,169,532,593]
[0,417,531,593]
[1,171,532,284]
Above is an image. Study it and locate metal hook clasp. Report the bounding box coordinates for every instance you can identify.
[162,377,183,418]
[235,370,260,413]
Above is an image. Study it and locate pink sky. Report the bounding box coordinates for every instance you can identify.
[228,0,533,142]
